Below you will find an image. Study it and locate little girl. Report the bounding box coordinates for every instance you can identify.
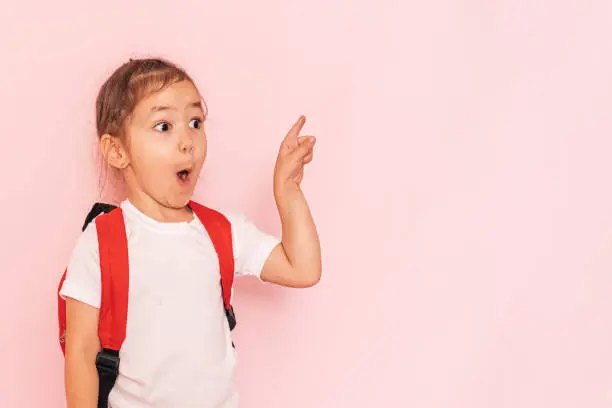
[59,58,321,408]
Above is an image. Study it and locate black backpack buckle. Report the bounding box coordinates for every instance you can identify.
[96,349,119,376]
[96,349,120,408]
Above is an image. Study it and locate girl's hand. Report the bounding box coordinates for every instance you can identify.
[273,115,316,195]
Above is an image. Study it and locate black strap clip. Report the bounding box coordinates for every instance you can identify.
[96,348,120,408]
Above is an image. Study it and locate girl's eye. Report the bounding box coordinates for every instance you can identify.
[154,122,170,132]
[189,118,201,129]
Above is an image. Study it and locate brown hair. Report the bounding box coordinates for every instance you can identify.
[95,57,194,139]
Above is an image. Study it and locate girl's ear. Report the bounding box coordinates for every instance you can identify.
[100,134,129,169]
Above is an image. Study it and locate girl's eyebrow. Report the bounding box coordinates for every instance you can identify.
[150,105,175,113]
[148,101,204,115]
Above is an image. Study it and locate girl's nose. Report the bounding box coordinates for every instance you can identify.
[179,134,194,153]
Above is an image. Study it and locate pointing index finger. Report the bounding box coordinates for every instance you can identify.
[286,115,306,140]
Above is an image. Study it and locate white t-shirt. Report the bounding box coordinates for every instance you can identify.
[59,199,280,408]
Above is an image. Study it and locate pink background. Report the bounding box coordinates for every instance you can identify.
[2,0,612,407]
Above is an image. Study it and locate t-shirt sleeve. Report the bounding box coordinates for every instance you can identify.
[58,221,102,309]
[223,212,281,279]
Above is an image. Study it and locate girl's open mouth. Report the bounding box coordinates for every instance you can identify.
[177,169,192,184]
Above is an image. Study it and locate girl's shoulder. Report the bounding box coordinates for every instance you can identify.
[193,203,249,228]
[60,215,103,309]
[69,216,102,265]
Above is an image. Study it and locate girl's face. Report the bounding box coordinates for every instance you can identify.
[121,80,207,210]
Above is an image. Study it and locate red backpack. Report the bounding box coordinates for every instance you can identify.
[57,201,237,408]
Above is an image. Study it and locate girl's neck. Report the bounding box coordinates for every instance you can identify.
[126,191,193,223]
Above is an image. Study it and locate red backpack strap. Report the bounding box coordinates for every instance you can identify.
[189,201,236,330]
[96,208,130,350]
[94,208,130,407]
